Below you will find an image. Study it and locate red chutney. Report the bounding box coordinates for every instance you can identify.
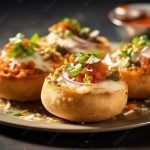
[49,21,78,33]
[116,4,150,27]
[68,55,108,83]
[123,14,150,27]
[75,62,108,83]
[0,59,43,78]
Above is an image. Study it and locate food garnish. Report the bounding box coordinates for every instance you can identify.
[45,17,110,56]
[6,33,39,58]
[49,52,120,87]
[49,17,92,37]
[105,35,150,74]
[0,33,51,78]
[6,110,24,116]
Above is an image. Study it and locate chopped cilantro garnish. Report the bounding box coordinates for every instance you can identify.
[7,110,22,116]
[119,47,134,58]
[64,29,73,37]
[62,18,81,30]
[30,33,39,46]
[72,19,81,30]
[75,53,87,64]
[132,37,139,45]
[66,52,101,77]
[80,27,91,36]
[7,33,40,58]
[69,64,82,76]
[83,74,91,83]
[8,43,34,58]
[63,17,70,23]
[132,35,150,46]
[75,52,100,64]
[118,35,150,67]
[85,55,101,64]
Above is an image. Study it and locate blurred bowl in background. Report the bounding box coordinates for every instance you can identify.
[108,3,150,40]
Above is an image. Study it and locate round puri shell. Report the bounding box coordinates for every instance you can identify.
[41,78,128,122]
[121,70,150,99]
[0,73,47,101]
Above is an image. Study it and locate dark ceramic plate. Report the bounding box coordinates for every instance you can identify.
[0,100,150,133]
[0,43,150,133]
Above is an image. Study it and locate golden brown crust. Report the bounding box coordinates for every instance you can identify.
[121,70,150,99]
[0,73,47,101]
[41,79,128,122]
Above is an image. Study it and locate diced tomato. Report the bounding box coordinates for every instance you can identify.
[27,61,36,69]
[74,62,108,83]
[50,22,68,32]
[140,56,149,67]
[75,74,84,82]
[80,68,87,75]
[3,43,14,51]
[128,103,137,110]
[140,56,150,72]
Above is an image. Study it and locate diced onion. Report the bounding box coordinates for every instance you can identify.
[103,54,121,67]
[123,110,134,116]
[141,46,150,58]
[61,72,95,88]
[89,30,100,38]
[72,36,98,48]
[24,114,35,121]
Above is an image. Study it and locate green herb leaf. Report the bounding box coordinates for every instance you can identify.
[80,27,91,36]
[132,37,139,45]
[9,43,34,58]
[64,29,73,37]
[69,64,82,76]
[132,35,150,46]
[30,33,39,45]
[9,33,25,44]
[119,47,134,58]
[85,55,101,64]
[7,110,22,116]
[62,17,70,23]
[62,18,81,30]
[72,19,81,29]
[75,53,87,64]
[83,74,91,83]
[74,52,100,64]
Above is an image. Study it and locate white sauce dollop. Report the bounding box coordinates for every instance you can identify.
[46,32,99,53]
[1,51,50,72]
[76,80,126,94]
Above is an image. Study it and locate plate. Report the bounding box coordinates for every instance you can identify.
[0,95,150,133]
[0,42,150,133]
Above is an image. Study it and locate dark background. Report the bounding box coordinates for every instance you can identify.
[0,0,149,44]
[0,0,150,149]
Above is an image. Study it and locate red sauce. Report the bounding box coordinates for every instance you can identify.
[115,4,150,27]
[123,14,150,27]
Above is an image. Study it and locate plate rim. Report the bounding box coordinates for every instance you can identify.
[0,112,150,133]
